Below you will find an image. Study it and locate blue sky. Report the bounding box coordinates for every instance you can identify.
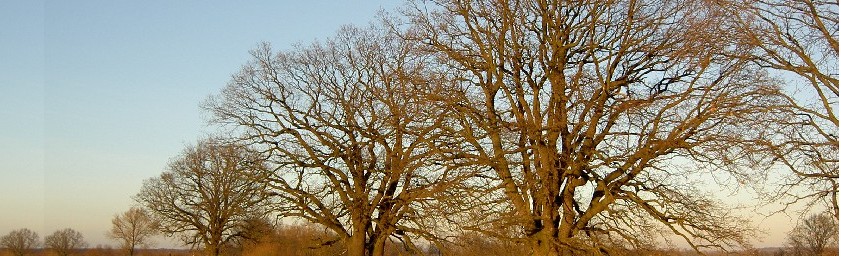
[0,0,799,249]
[0,0,401,247]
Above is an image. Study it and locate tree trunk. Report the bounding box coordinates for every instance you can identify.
[370,234,388,256]
[531,229,561,256]
[346,233,366,256]
[346,218,373,256]
[205,239,221,256]
[205,244,219,256]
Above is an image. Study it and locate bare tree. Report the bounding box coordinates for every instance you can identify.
[107,207,159,256]
[206,24,470,256]
[403,0,776,254]
[44,228,88,256]
[135,138,273,256]
[729,0,839,217]
[787,212,838,256]
[0,228,39,256]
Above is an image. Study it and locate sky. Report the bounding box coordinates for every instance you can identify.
[0,0,800,249]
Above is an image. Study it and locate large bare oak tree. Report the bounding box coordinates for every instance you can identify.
[206,25,471,256]
[403,0,778,254]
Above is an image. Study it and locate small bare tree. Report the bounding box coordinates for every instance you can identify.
[107,207,159,256]
[0,228,39,256]
[787,212,838,256]
[135,138,273,256]
[44,228,88,256]
[206,24,471,256]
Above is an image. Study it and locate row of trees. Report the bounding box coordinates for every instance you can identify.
[130,0,836,255]
[0,228,86,256]
[128,137,836,256]
[2,214,836,256]
[0,208,159,256]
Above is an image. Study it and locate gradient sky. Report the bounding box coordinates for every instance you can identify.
[0,0,797,249]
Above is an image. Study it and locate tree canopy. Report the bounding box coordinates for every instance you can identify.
[135,138,273,256]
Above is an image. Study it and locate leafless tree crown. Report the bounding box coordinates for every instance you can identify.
[401,0,779,254]
[44,228,88,256]
[786,212,838,256]
[205,23,481,256]
[0,228,39,256]
[107,207,159,256]
[135,138,273,256]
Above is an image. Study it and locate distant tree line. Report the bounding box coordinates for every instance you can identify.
[0,228,86,256]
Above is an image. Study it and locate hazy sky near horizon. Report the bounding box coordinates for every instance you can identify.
[0,0,799,249]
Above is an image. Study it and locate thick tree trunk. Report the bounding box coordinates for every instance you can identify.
[370,234,388,256]
[347,225,368,256]
[531,228,561,256]
[205,243,220,256]
[205,234,222,256]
